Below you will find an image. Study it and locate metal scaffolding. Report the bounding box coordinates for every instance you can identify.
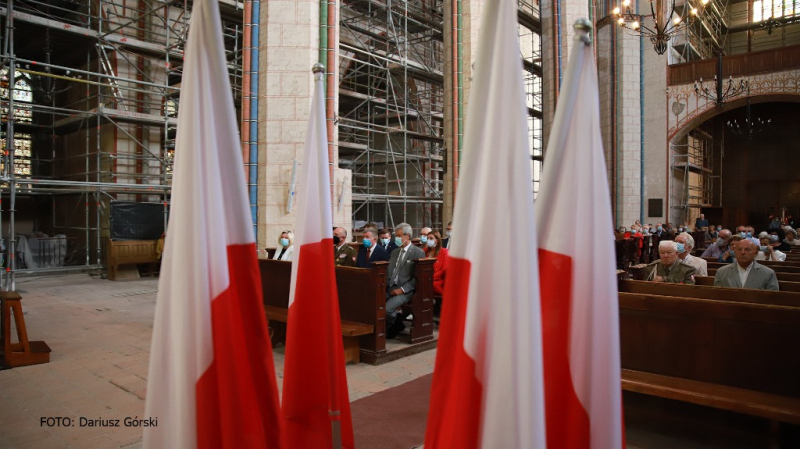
[670,125,720,223]
[0,0,244,288]
[338,0,446,231]
[337,0,542,232]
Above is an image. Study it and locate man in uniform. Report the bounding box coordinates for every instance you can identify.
[333,226,357,267]
[643,240,696,284]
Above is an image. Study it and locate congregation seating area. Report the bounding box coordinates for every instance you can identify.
[618,279,800,445]
[258,257,436,365]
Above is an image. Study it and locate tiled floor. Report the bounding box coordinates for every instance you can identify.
[0,274,437,449]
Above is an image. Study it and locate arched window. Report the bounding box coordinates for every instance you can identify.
[1,68,34,178]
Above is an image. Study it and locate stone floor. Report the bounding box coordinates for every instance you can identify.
[0,273,761,449]
[0,274,436,449]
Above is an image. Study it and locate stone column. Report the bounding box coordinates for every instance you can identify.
[442,0,485,229]
[643,40,668,226]
[259,0,351,248]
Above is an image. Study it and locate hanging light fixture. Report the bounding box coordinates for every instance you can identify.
[612,0,708,54]
[694,53,748,108]
[726,92,770,140]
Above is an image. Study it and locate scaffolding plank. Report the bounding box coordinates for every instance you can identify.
[387,62,444,85]
[0,7,182,58]
[54,106,177,131]
[518,7,542,33]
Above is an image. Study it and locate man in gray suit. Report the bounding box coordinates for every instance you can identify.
[714,239,779,290]
[385,222,425,339]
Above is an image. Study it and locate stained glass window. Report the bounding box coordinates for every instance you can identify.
[0,69,33,177]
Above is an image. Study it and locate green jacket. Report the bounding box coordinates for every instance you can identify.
[334,243,357,267]
[643,260,696,284]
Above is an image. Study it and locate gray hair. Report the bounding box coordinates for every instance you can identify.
[678,232,694,248]
[659,240,677,252]
[395,222,413,238]
[363,227,378,239]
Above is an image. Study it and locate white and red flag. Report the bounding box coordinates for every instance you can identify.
[424,0,547,447]
[535,23,624,449]
[280,64,354,449]
[142,0,282,447]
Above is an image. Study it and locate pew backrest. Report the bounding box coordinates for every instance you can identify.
[620,292,800,398]
[619,279,800,307]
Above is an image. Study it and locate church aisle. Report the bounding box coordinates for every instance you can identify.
[0,274,436,449]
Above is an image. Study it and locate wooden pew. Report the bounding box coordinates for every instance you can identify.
[106,239,160,280]
[619,279,800,306]
[619,291,800,443]
[694,276,800,293]
[259,258,435,364]
[707,267,800,283]
[708,261,800,274]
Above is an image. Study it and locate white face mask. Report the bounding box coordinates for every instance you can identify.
[426,239,436,248]
[446,230,452,237]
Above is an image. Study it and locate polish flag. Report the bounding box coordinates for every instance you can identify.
[424,0,547,447]
[280,64,354,449]
[535,23,624,449]
[142,0,282,447]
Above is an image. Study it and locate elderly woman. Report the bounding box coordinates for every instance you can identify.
[272,230,294,261]
[424,230,449,296]
[785,228,800,247]
[756,236,786,262]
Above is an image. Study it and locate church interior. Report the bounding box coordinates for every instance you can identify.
[0,0,799,447]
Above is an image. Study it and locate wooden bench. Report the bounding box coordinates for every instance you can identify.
[619,279,800,306]
[619,288,800,444]
[694,275,800,293]
[107,239,160,280]
[1,291,51,368]
[263,305,373,364]
[259,258,435,365]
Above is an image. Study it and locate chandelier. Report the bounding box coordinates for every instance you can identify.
[726,93,770,140]
[612,0,707,55]
[694,53,748,108]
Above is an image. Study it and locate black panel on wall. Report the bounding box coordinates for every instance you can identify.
[648,199,663,218]
[110,202,168,240]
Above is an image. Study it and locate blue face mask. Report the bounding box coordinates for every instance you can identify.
[746,232,752,238]
[676,243,685,254]
[420,236,428,244]
[759,245,769,252]
[741,232,747,238]
[717,227,722,231]
[363,238,373,248]
[657,226,662,231]
[395,237,403,247]
[280,238,289,247]
[381,238,390,246]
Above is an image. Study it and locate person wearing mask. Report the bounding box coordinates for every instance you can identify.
[756,236,787,262]
[714,239,779,290]
[702,229,732,258]
[355,227,390,268]
[745,226,760,246]
[676,232,708,276]
[654,223,665,237]
[424,230,449,296]
[385,223,425,338]
[442,222,453,249]
[273,230,294,261]
[378,227,398,253]
[643,241,696,284]
[333,227,357,267]
[417,227,432,247]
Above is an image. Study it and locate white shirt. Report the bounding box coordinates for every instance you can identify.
[755,249,786,262]
[736,262,754,287]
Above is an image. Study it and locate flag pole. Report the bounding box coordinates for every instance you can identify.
[311,61,343,449]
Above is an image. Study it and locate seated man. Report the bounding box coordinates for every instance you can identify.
[718,234,744,264]
[333,227,356,267]
[385,223,425,339]
[643,241,696,284]
[714,239,779,290]
[355,227,390,268]
[378,227,398,254]
[676,232,708,276]
[755,235,787,262]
